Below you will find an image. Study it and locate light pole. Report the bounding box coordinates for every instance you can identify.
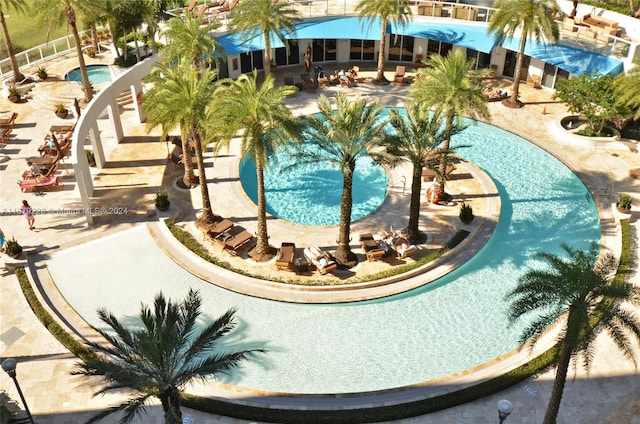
[497,399,513,424]
[2,358,36,424]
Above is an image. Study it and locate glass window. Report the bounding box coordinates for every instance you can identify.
[324,39,337,61]
[288,42,300,65]
[401,36,414,61]
[312,39,324,62]
[240,52,252,73]
[252,50,264,70]
[427,39,440,57]
[275,47,288,67]
[440,42,452,57]
[350,40,363,60]
[542,62,555,88]
[388,36,401,61]
[362,40,375,61]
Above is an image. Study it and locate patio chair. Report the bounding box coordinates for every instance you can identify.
[218,229,253,255]
[275,242,296,271]
[18,163,60,192]
[394,66,406,83]
[396,243,418,259]
[303,246,337,275]
[206,218,234,242]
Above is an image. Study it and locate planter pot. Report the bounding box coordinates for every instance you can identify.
[616,203,631,214]
[156,201,170,212]
[460,216,474,225]
[8,95,20,103]
[56,110,69,119]
[8,251,22,259]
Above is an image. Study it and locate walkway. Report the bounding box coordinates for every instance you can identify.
[0,55,639,423]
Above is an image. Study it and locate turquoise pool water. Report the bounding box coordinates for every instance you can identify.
[239,143,389,226]
[47,116,600,394]
[65,64,111,84]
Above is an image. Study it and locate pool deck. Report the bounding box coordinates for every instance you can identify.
[1,52,639,423]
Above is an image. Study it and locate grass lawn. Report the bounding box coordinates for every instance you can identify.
[4,12,67,53]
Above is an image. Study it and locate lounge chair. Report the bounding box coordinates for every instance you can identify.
[275,242,296,271]
[396,243,418,259]
[300,74,317,93]
[303,246,337,275]
[0,112,18,128]
[18,163,60,192]
[394,66,406,83]
[359,233,386,261]
[526,74,540,88]
[217,229,253,255]
[206,218,234,241]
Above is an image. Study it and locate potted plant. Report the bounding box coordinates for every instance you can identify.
[459,201,474,224]
[5,237,23,259]
[7,85,20,103]
[36,66,48,80]
[155,189,170,211]
[617,194,632,214]
[55,103,69,118]
[85,47,96,58]
[85,149,96,166]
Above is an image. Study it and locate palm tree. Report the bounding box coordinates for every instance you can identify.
[388,102,463,242]
[356,0,412,85]
[73,289,264,424]
[141,0,167,55]
[488,0,560,107]
[162,10,224,72]
[208,71,298,259]
[0,0,27,83]
[228,0,301,77]
[297,93,397,265]
[409,49,489,197]
[39,0,104,103]
[506,242,640,424]
[615,63,640,120]
[143,61,218,224]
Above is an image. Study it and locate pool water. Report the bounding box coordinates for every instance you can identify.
[239,143,388,226]
[48,115,600,394]
[65,64,111,84]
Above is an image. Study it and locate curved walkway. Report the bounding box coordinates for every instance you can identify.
[1,59,639,423]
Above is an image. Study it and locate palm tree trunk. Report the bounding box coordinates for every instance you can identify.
[90,25,100,52]
[148,27,158,55]
[438,114,455,198]
[264,37,272,76]
[192,130,216,225]
[160,386,183,424]
[543,341,573,424]
[510,37,527,105]
[335,166,354,264]
[375,18,388,83]
[68,6,93,103]
[255,155,271,256]
[407,165,423,242]
[0,11,24,83]
[180,125,197,188]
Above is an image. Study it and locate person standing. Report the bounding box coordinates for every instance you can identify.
[21,200,35,230]
[0,227,5,252]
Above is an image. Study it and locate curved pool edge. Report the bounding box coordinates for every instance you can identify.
[150,160,500,304]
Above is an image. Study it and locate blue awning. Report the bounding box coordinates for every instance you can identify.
[390,21,499,54]
[500,38,624,76]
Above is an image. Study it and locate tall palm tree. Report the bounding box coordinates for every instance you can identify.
[162,10,224,72]
[228,0,301,77]
[506,242,640,424]
[143,61,218,224]
[297,93,397,265]
[73,289,264,424]
[0,0,27,83]
[141,0,167,55]
[39,0,104,103]
[208,71,298,259]
[488,0,560,107]
[615,63,640,120]
[409,49,489,197]
[356,0,412,84]
[388,102,463,242]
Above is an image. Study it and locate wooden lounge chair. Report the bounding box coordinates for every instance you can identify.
[18,163,60,192]
[396,243,418,259]
[275,242,296,271]
[300,74,317,93]
[206,218,234,242]
[303,246,337,275]
[359,232,387,261]
[394,66,406,83]
[526,74,540,88]
[218,230,253,255]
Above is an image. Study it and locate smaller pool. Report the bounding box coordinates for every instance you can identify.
[240,143,389,226]
[65,64,111,84]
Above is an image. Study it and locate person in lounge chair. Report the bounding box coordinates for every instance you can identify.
[25,160,41,178]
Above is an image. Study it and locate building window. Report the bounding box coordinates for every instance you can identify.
[388,35,414,62]
[240,50,264,73]
[312,39,337,63]
[275,41,300,67]
[350,39,375,61]
[466,49,491,69]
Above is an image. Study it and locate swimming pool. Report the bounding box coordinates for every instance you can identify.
[239,143,389,226]
[65,64,111,85]
[48,117,600,394]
